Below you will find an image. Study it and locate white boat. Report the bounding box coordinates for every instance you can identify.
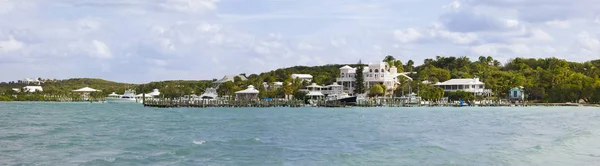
[199,88,218,100]
[105,90,138,103]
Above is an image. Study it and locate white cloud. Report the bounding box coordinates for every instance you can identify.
[77,18,101,31]
[545,20,570,28]
[430,29,478,44]
[393,28,422,43]
[471,43,531,55]
[577,31,600,55]
[505,19,520,28]
[330,38,347,47]
[92,40,112,59]
[0,0,16,14]
[0,36,25,53]
[297,43,314,50]
[444,1,461,11]
[160,0,220,14]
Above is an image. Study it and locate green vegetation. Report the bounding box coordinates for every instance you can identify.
[3,55,600,104]
[354,60,366,94]
[369,84,385,97]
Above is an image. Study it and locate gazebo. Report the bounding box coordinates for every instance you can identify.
[72,87,101,100]
[235,85,259,101]
[108,92,119,97]
[73,87,101,93]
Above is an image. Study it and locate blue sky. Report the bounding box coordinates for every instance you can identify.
[0,0,599,83]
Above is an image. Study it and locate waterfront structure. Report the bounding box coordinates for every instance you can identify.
[235,85,259,101]
[200,88,218,100]
[291,74,313,83]
[433,78,492,96]
[321,82,343,96]
[508,86,525,101]
[73,87,101,101]
[336,62,413,96]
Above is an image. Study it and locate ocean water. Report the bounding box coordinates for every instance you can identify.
[1,103,600,165]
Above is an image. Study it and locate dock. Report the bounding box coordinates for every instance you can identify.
[140,98,600,108]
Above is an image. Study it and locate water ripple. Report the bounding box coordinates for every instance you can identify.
[2,103,600,165]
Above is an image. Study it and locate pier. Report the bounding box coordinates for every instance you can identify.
[140,98,600,108]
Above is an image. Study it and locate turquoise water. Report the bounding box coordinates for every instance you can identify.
[1,103,600,165]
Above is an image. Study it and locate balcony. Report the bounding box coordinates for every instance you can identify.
[336,77,355,82]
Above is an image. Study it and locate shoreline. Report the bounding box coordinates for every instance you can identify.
[1,101,599,108]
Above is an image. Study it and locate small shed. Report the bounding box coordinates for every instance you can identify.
[508,86,525,101]
[235,85,259,101]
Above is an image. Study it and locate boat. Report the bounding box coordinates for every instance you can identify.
[105,90,138,103]
[326,92,357,104]
[199,88,218,100]
[399,93,421,104]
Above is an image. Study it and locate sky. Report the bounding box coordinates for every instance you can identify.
[0,0,599,83]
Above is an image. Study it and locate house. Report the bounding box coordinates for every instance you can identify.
[336,62,413,95]
[214,75,247,84]
[263,82,284,90]
[291,74,313,83]
[508,86,525,101]
[433,78,492,96]
[15,86,43,93]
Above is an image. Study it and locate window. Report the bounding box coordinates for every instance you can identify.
[375,69,379,73]
[479,85,484,89]
[513,91,518,97]
[370,69,373,73]
[472,85,475,89]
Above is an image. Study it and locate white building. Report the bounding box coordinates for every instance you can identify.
[19,86,43,93]
[321,82,344,96]
[433,78,492,96]
[18,78,42,85]
[291,74,313,83]
[336,62,413,95]
[263,82,284,90]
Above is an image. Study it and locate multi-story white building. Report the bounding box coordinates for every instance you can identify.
[337,62,413,95]
[433,78,492,96]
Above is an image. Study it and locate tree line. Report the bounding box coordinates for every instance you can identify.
[3,55,600,103]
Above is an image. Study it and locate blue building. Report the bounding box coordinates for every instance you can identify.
[508,87,525,101]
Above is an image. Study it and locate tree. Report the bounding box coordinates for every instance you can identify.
[217,81,236,97]
[354,61,366,94]
[234,76,242,83]
[406,60,415,72]
[369,84,384,97]
[418,66,451,83]
[383,55,396,67]
[282,76,294,100]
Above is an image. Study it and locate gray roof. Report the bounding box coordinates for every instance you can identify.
[215,75,247,83]
[435,78,484,85]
